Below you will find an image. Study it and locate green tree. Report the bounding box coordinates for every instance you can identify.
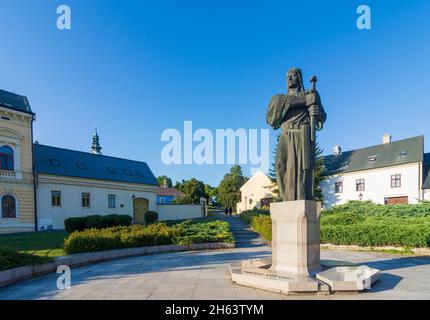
[173,178,207,204]
[205,184,218,203]
[313,143,325,203]
[157,175,172,187]
[217,165,247,210]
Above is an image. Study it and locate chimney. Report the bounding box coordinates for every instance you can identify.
[383,134,392,144]
[332,145,342,156]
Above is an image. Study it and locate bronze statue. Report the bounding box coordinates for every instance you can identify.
[266,68,326,201]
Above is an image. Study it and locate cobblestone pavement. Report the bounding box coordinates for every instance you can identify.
[1,246,429,300]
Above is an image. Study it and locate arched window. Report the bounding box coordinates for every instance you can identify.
[0,146,14,171]
[1,195,16,218]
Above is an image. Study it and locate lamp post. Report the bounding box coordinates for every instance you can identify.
[132,194,136,224]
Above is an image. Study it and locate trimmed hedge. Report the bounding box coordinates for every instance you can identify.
[240,201,430,247]
[64,214,132,233]
[251,215,272,241]
[0,247,52,271]
[63,219,233,254]
[144,211,159,224]
[239,208,269,224]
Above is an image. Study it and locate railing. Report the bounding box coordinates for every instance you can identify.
[0,170,16,177]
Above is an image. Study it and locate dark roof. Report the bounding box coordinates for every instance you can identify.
[157,187,185,197]
[323,136,424,176]
[34,144,157,186]
[424,152,430,165]
[424,153,430,189]
[0,89,33,115]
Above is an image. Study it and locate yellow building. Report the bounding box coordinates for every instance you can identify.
[0,89,36,233]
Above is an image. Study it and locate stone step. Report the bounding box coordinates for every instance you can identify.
[235,239,267,244]
[233,233,260,239]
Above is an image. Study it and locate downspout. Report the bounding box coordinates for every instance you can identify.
[31,114,38,231]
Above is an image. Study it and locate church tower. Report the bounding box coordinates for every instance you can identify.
[91,128,102,155]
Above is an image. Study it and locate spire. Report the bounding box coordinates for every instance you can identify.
[91,128,102,155]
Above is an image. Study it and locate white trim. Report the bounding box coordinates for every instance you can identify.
[0,142,22,178]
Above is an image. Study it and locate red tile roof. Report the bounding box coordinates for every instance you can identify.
[157,187,185,197]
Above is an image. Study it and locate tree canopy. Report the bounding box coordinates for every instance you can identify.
[157,175,172,188]
[173,178,207,204]
[217,165,247,210]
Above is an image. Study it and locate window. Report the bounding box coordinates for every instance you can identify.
[335,181,343,193]
[82,193,91,207]
[159,197,165,205]
[1,195,16,218]
[368,155,377,161]
[356,179,365,191]
[76,162,87,170]
[0,146,14,171]
[135,170,144,177]
[49,159,61,166]
[108,194,116,208]
[107,167,116,174]
[391,174,401,188]
[51,191,61,207]
[123,169,133,176]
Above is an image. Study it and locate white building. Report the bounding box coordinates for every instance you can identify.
[321,135,430,208]
[237,171,276,213]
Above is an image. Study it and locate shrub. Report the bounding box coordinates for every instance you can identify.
[63,219,234,254]
[251,215,272,241]
[0,247,52,271]
[239,208,269,225]
[239,201,430,248]
[64,214,133,233]
[108,214,132,227]
[87,215,110,229]
[173,220,234,245]
[144,211,159,224]
[64,217,87,233]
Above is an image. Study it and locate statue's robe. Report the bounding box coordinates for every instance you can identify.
[266,93,326,201]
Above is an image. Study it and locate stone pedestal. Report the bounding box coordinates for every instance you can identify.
[229,200,381,295]
[270,200,321,275]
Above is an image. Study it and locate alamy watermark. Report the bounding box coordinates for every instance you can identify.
[356,4,371,30]
[56,265,71,290]
[57,5,71,30]
[161,121,270,175]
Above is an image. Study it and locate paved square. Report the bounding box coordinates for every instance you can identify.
[1,246,430,300]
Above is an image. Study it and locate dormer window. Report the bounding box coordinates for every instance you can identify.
[49,159,61,166]
[123,169,133,176]
[135,170,144,177]
[76,162,86,170]
[107,167,116,174]
[0,145,14,171]
[368,155,377,161]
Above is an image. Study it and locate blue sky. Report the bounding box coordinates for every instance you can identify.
[1,0,429,186]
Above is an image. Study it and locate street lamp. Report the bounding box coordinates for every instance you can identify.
[132,194,136,201]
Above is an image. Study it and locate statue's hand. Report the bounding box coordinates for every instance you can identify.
[308,104,320,117]
[305,91,320,107]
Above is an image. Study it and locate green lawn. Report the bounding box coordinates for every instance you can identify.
[0,230,67,258]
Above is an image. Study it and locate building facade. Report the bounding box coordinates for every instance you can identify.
[0,89,203,234]
[0,90,36,233]
[157,181,185,205]
[322,135,430,208]
[237,171,276,213]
